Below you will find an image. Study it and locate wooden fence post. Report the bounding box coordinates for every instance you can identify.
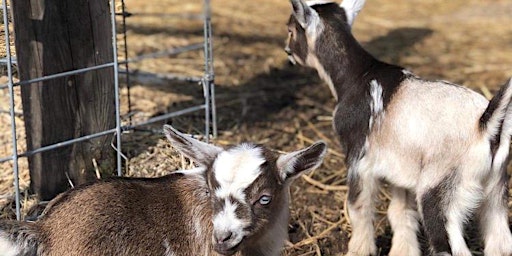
[10,0,116,200]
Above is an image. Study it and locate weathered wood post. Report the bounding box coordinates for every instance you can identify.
[10,0,116,200]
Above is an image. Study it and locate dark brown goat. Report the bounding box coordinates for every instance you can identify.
[0,125,327,256]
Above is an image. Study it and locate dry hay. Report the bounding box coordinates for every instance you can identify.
[1,0,512,255]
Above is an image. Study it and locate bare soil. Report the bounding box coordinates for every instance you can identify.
[1,0,512,255]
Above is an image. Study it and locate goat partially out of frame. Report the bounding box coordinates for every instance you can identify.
[285,0,512,255]
[0,125,327,256]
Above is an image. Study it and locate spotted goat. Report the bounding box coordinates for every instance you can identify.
[0,125,327,256]
[285,0,512,255]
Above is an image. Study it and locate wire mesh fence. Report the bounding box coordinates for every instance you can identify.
[0,0,216,220]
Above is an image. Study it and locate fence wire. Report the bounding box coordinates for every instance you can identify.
[0,0,216,220]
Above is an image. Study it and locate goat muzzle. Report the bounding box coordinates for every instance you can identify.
[213,231,242,256]
[283,46,298,65]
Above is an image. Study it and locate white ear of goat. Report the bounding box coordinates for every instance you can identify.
[340,0,366,27]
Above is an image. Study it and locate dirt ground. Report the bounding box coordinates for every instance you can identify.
[1,0,512,255]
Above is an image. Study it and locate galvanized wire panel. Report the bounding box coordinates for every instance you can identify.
[0,0,215,220]
[2,0,21,220]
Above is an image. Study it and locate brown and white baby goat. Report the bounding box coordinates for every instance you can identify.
[0,125,327,256]
[286,0,512,255]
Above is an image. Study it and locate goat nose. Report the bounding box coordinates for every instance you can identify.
[215,231,233,243]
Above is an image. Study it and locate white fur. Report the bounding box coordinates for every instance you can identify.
[171,167,206,175]
[212,199,248,247]
[368,78,489,190]
[445,178,483,256]
[387,187,420,256]
[369,80,384,129]
[480,197,512,255]
[346,148,377,256]
[339,0,366,27]
[401,69,413,76]
[306,0,335,6]
[344,77,512,255]
[369,80,384,114]
[0,233,19,256]
[346,167,377,256]
[213,144,265,201]
[276,154,297,181]
[479,152,512,255]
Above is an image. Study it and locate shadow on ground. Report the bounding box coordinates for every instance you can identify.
[127,26,434,130]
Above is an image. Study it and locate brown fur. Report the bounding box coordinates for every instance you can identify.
[1,125,327,256]
[33,174,214,256]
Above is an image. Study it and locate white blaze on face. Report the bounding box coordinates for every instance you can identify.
[213,144,266,201]
[212,199,248,242]
[211,144,266,242]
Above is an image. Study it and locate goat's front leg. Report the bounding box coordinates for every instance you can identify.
[347,169,378,256]
[387,186,420,256]
[479,165,512,256]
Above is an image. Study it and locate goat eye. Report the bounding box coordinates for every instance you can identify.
[258,195,272,205]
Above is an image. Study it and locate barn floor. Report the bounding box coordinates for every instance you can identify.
[1,0,512,255]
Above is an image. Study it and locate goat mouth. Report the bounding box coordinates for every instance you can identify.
[214,240,242,256]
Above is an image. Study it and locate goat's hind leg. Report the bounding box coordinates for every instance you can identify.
[387,186,421,256]
[479,163,512,256]
[420,173,479,256]
[347,171,378,256]
[419,182,452,256]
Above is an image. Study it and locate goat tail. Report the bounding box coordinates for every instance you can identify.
[0,220,40,256]
[480,78,512,163]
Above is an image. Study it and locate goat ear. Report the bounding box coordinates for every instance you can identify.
[290,0,320,29]
[340,0,366,28]
[277,141,327,182]
[163,125,222,167]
